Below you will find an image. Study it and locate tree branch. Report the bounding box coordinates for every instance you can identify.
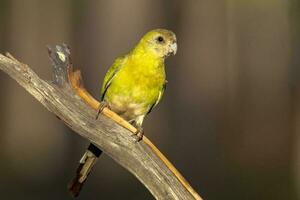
[0,45,203,200]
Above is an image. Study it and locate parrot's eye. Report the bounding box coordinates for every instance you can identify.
[156,36,164,43]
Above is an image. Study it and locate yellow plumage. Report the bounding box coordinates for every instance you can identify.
[101,29,177,127]
[69,29,177,197]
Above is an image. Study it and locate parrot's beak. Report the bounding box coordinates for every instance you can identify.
[169,42,177,56]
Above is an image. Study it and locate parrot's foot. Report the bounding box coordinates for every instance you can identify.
[132,126,144,142]
[95,101,110,120]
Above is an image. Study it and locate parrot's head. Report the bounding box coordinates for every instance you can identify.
[137,29,177,59]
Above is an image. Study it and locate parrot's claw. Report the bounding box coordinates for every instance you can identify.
[132,126,144,142]
[96,101,110,120]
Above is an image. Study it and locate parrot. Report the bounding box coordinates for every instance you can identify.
[68,28,177,197]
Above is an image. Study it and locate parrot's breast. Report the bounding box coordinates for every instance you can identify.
[103,61,165,121]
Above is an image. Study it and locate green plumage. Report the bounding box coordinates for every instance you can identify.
[68,29,177,196]
[100,29,177,126]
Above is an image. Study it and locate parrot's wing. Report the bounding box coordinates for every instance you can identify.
[147,80,167,114]
[101,56,125,100]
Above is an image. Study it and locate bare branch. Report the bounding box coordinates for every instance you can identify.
[0,45,202,200]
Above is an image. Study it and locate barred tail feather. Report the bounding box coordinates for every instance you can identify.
[68,144,102,197]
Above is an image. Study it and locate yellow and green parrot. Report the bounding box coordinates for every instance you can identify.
[68,29,177,197]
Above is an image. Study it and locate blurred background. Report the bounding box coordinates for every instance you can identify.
[0,0,299,199]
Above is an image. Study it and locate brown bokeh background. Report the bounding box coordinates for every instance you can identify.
[0,0,300,199]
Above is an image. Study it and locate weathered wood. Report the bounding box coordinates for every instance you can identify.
[0,45,202,200]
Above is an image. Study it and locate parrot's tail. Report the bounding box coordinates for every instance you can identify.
[68,144,102,197]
